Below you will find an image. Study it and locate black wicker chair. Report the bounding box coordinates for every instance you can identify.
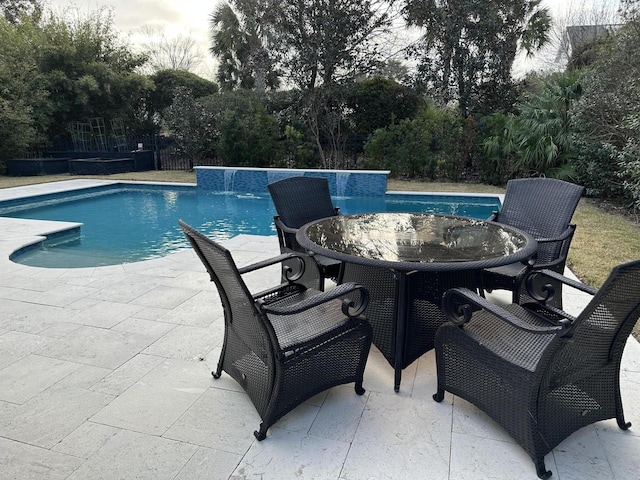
[179,220,372,440]
[268,176,342,290]
[434,260,640,479]
[482,178,584,308]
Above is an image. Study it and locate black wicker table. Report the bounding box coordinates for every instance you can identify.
[297,212,537,391]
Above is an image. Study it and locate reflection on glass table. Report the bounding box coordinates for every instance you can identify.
[298,213,537,392]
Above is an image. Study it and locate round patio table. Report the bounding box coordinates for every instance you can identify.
[297,212,537,391]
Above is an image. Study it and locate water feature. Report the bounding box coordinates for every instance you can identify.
[223,169,237,192]
[336,172,351,197]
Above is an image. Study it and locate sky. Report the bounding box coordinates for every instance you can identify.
[46,0,221,77]
[45,0,619,80]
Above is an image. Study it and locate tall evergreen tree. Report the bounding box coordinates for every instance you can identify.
[209,0,279,91]
[404,0,551,117]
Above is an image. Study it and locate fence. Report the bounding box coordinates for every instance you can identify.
[43,135,219,171]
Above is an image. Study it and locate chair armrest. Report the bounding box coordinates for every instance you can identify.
[238,252,302,274]
[273,216,299,236]
[532,225,576,268]
[442,287,572,335]
[523,268,598,302]
[535,224,575,245]
[261,282,369,318]
[238,251,311,285]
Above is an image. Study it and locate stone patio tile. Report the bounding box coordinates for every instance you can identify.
[57,364,112,389]
[90,353,165,396]
[24,283,99,307]
[52,421,121,458]
[112,317,176,338]
[0,384,113,448]
[38,321,83,338]
[65,429,198,480]
[0,274,62,292]
[0,354,81,403]
[89,358,210,436]
[0,301,75,334]
[37,325,157,369]
[88,276,159,303]
[65,299,148,328]
[174,446,242,480]
[143,324,222,361]
[0,436,84,480]
[341,392,452,480]
[552,426,614,480]
[156,290,224,327]
[156,270,218,291]
[130,285,200,309]
[449,433,552,480]
[164,387,258,454]
[230,429,350,480]
[131,305,172,321]
[598,428,640,480]
[0,331,54,370]
[308,385,369,443]
[410,348,440,399]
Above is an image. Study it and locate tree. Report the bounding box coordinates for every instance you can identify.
[146,69,218,132]
[0,0,42,24]
[209,0,279,91]
[269,0,399,91]
[35,7,152,141]
[570,2,640,200]
[404,0,551,117]
[346,76,424,136]
[0,16,46,170]
[163,87,219,167]
[264,0,401,167]
[138,25,204,74]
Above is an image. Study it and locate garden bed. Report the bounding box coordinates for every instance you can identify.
[69,157,135,175]
[7,158,71,176]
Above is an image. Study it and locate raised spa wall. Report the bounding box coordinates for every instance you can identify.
[195,166,390,196]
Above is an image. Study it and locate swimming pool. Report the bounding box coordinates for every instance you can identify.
[0,184,501,268]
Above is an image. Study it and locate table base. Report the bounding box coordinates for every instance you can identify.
[341,263,479,391]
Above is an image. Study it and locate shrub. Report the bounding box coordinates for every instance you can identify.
[361,105,463,180]
[217,106,282,167]
[476,112,516,185]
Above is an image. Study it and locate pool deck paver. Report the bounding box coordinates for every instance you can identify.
[1,180,640,479]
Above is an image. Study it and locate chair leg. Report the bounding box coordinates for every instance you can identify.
[212,358,223,379]
[615,377,632,429]
[254,424,267,441]
[355,381,365,396]
[433,388,445,402]
[535,458,552,479]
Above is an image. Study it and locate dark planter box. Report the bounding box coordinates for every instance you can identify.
[46,150,155,172]
[132,150,154,171]
[69,157,135,175]
[7,158,71,176]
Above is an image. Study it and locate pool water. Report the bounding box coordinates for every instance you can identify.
[1,184,501,268]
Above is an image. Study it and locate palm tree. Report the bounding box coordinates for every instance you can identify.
[209,0,278,91]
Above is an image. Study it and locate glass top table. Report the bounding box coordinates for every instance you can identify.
[297,212,537,391]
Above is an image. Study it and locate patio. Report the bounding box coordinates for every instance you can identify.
[1,182,639,479]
